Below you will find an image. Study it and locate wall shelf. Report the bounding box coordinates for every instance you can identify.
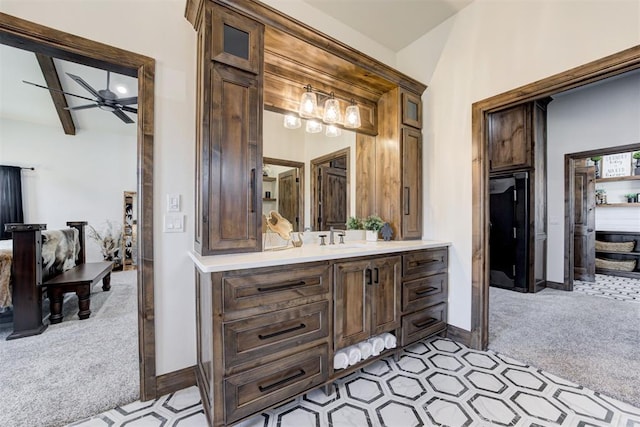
[596,203,640,208]
[595,231,640,279]
[596,175,640,183]
[263,198,276,202]
[262,176,276,182]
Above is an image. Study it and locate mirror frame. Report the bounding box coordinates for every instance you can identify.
[0,12,157,400]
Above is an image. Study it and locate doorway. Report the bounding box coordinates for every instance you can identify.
[564,143,640,289]
[310,147,350,231]
[263,157,305,232]
[0,14,157,401]
[471,45,640,350]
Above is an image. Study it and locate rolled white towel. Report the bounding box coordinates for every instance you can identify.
[333,351,349,370]
[368,336,385,356]
[346,346,362,366]
[358,341,373,360]
[381,332,397,349]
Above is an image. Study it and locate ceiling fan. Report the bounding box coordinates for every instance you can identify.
[23,70,138,124]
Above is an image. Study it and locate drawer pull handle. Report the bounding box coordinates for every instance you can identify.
[258,369,306,393]
[366,268,373,285]
[258,323,306,340]
[257,281,306,293]
[415,286,437,296]
[413,317,437,329]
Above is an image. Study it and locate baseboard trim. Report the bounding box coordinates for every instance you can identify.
[156,366,196,397]
[447,324,472,347]
[546,280,567,290]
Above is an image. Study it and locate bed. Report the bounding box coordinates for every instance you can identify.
[1,221,95,339]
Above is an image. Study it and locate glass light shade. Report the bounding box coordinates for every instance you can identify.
[298,90,318,119]
[325,124,342,137]
[344,104,361,129]
[305,119,323,133]
[322,97,341,124]
[283,114,301,129]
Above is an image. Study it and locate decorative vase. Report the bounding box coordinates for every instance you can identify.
[366,230,378,242]
[634,159,640,176]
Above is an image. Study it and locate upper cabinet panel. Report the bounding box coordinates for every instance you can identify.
[401,90,422,129]
[211,3,264,74]
[488,103,532,172]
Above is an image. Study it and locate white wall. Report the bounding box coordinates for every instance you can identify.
[0,117,136,263]
[396,0,640,330]
[0,0,197,375]
[546,72,640,281]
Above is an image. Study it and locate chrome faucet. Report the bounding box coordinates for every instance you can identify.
[329,227,346,245]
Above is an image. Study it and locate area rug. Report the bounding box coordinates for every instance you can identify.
[489,285,640,408]
[0,271,139,427]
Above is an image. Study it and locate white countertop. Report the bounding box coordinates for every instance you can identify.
[189,239,450,273]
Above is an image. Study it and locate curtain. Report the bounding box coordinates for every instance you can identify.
[0,166,24,240]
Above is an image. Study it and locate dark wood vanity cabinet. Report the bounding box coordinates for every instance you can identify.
[195,3,264,255]
[333,256,401,350]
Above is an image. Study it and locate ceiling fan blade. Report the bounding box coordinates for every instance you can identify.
[23,80,96,102]
[112,108,135,124]
[65,103,98,111]
[121,106,138,114]
[66,72,102,100]
[116,96,138,105]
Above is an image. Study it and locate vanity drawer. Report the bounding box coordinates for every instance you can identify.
[224,301,329,369]
[223,263,331,314]
[401,302,447,346]
[402,273,447,313]
[403,248,448,278]
[224,344,328,424]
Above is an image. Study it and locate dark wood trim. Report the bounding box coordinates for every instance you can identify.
[563,143,640,289]
[472,45,640,351]
[184,0,426,95]
[263,157,305,231]
[446,324,471,348]
[546,281,567,290]
[0,12,157,400]
[156,366,197,397]
[34,53,75,135]
[310,147,351,232]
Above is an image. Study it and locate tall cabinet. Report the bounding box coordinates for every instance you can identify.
[194,3,264,255]
[488,99,550,292]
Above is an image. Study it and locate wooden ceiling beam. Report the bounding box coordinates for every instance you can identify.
[34,53,76,135]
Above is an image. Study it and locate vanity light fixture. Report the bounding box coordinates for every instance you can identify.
[325,124,341,137]
[305,119,323,133]
[296,84,361,129]
[283,114,301,129]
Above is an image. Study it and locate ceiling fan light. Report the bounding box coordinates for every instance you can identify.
[305,119,323,134]
[325,124,342,137]
[322,94,341,124]
[115,85,128,94]
[298,85,317,119]
[98,105,117,112]
[344,101,361,129]
[283,114,301,129]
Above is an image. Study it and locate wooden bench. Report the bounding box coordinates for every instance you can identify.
[44,261,113,324]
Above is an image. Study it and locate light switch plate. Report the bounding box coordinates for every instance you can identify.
[167,194,181,212]
[164,213,184,233]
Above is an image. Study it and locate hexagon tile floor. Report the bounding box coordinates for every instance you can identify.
[574,274,640,303]
[69,337,640,427]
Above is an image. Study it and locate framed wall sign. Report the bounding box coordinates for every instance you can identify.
[602,152,632,178]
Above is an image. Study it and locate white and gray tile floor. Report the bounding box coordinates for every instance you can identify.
[574,273,640,303]
[69,337,640,427]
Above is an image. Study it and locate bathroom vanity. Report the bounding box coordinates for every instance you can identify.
[190,241,449,426]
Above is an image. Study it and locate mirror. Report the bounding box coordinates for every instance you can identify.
[263,110,356,231]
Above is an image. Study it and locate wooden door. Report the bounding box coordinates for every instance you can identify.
[334,260,371,350]
[370,256,401,335]
[278,169,299,231]
[402,127,423,239]
[488,104,531,172]
[319,166,347,231]
[574,166,596,283]
[207,64,262,253]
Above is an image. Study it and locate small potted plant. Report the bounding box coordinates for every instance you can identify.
[624,193,638,203]
[345,216,365,241]
[633,151,640,176]
[590,156,602,179]
[363,215,384,241]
